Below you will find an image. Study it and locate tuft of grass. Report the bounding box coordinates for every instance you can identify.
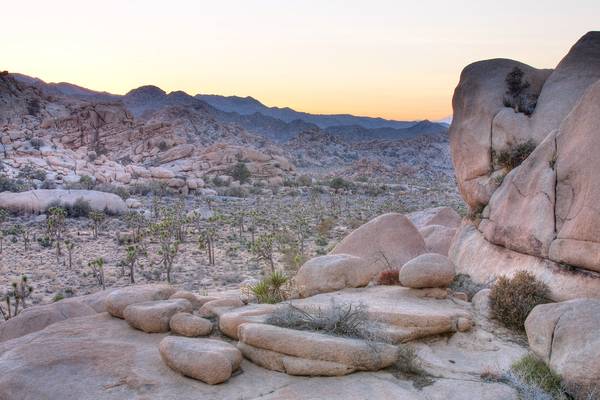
[494,140,537,171]
[489,271,550,332]
[507,354,567,400]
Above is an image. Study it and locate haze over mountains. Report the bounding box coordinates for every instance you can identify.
[12,73,448,143]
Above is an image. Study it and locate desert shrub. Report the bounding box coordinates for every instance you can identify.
[506,354,567,400]
[157,141,169,151]
[17,164,46,181]
[494,140,537,170]
[94,183,130,199]
[229,162,251,184]
[449,273,488,300]
[296,175,312,187]
[250,271,289,304]
[67,198,91,218]
[504,67,538,116]
[0,175,28,192]
[266,301,378,341]
[79,175,95,190]
[329,177,351,192]
[29,138,44,150]
[222,186,247,198]
[376,269,400,285]
[316,217,335,237]
[489,271,550,331]
[37,236,52,248]
[212,176,227,187]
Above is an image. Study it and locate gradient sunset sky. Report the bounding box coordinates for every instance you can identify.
[3,0,599,120]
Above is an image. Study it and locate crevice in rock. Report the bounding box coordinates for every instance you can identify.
[552,133,558,239]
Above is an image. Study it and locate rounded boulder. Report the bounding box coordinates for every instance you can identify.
[399,253,456,289]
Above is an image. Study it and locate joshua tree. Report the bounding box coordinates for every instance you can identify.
[88,258,105,290]
[150,209,181,283]
[47,207,66,261]
[20,225,31,251]
[89,210,105,239]
[195,213,223,266]
[125,211,148,243]
[124,244,145,284]
[290,207,312,255]
[1,275,34,320]
[251,233,276,273]
[64,239,75,269]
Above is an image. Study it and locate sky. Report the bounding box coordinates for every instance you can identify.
[3,1,599,121]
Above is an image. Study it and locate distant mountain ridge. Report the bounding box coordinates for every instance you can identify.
[11,73,448,143]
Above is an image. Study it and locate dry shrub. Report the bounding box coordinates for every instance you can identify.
[376,269,400,285]
[489,271,550,331]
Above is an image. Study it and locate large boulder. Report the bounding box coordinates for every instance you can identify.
[218,304,276,339]
[331,213,426,275]
[525,299,600,388]
[159,336,242,384]
[123,299,193,333]
[237,323,399,376]
[408,207,461,230]
[105,284,177,319]
[419,224,457,256]
[295,254,371,297]
[0,189,127,214]
[399,254,455,289]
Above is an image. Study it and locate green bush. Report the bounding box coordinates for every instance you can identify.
[489,271,550,331]
[329,177,351,192]
[79,175,95,190]
[229,162,251,184]
[508,354,567,399]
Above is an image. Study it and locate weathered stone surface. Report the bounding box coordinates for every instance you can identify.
[0,189,127,214]
[105,284,177,318]
[159,336,241,384]
[169,312,212,337]
[295,254,372,297]
[289,286,472,343]
[472,289,492,318]
[550,79,600,273]
[0,298,96,343]
[399,253,455,289]
[449,223,600,301]
[408,207,461,230]
[479,131,557,258]
[525,299,600,388]
[219,304,275,339]
[331,213,426,274]
[419,225,457,256]
[238,323,399,374]
[197,297,244,318]
[124,299,192,333]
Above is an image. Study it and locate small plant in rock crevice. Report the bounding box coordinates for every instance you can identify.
[494,140,537,171]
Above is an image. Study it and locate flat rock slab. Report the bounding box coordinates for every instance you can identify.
[124,299,192,333]
[290,286,472,342]
[159,337,241,384]
[106,284,177,318]
[238,323,399,376]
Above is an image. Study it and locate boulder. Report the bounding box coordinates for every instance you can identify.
[169,312,212,337]
[123,299,193,333]
[408,207,461,229]
[218,304,276,339]
[419,225,457,256]
[125,198,143,209]
[295,254,372,297]
[197,297,244,318]
[472,289,492,318]
[525,299,600,388]
[399,253,455,289]
[0,299,96,343]
[237,323,399,375]
[159,336,241,384]
[0,189,127,214]
[149,166,175,179]
[105,284,177,318]
[331,213,426,275]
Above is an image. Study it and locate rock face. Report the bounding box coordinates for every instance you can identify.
[419,224,457,256]
[159,336,242,384]
[331,213,426,275]
[0,189,127,214]
[105,284,177,318]
[408,207,461,230]
[169,312,213,337]
[399,253,455,289]
[525,299,600,388]
[237,323,399,376]
[123,299,193,333]
[295,254,371,297]
[449,31,600,294]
